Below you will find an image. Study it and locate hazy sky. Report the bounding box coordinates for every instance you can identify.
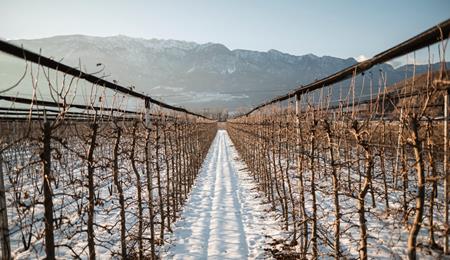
[1,0,449,59]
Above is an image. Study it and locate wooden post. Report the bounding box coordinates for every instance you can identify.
[41,115,55,260]
[0,154,11,260]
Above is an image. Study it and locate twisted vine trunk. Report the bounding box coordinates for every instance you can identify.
[112,126,127,258]
[425,121,437,248]
[358,147,373,260]
[351,121,373,260]
[130,122,143,259]
[145,121,156,259]
[407,117,425,260]
[324,120,341,259]
[309,119,318,259]
[155,120,165,243]
[87,122,98,260]
[163,122,172,232]
[295,95,308,257]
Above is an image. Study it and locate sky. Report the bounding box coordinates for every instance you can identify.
[1,0,449,60]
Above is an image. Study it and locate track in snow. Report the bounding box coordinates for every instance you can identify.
[163,130,285,259]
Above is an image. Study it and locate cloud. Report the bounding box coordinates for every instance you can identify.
[355,55,368,62]
[386,60,403,68]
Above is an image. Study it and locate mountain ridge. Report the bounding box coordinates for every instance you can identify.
[1,34,444,110]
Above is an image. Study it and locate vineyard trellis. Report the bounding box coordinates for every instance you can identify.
[228,19,450,259]
[0,41,216,259]
[1,17,450,260]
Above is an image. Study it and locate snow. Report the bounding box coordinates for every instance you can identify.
[3,135,160,259]
[162,130,286,259]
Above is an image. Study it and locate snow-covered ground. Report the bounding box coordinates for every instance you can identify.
[162,130,287,259]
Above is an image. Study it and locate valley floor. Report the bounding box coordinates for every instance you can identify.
[162,130,286,259]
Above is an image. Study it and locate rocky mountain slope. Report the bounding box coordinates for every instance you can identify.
[1,35,446,110]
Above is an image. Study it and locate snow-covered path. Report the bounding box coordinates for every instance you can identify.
[163,130,285,259]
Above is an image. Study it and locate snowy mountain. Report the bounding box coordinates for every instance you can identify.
[1,35,446,110]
